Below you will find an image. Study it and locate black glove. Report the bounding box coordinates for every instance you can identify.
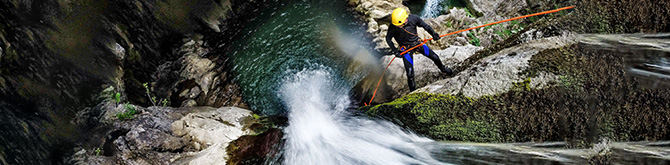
[432,34,441,41]
[394,50,403,58]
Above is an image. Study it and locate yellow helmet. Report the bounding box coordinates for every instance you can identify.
[391,8,409,26]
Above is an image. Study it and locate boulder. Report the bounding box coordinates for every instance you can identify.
[71,105,259,164]
[153,38,245,108]
[416,34,576,98]
[171,107,255,147]
[380,45,482,96]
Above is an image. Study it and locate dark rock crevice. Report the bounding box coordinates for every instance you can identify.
[1,0,270,164]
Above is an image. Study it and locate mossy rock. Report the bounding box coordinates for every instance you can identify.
[361,43,670,145]
[430,119,502,142]
[363,92,502,142]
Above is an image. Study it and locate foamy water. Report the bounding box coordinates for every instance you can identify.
[279,68,446,165]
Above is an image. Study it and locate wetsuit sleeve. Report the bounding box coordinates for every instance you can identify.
[385,29,398,53]
[414,15,440,38]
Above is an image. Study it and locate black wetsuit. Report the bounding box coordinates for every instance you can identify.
[386,14,451,91]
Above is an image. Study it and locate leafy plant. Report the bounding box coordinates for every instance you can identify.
[463,8,474,18]
[445,21,453,28]
[116,103,137,120]
[112,92,121,103]
[467,32,481,46]
[162,99,168,107]
[94,147,101,156]
[143,82,168,107]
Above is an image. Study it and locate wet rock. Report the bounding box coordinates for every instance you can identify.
[417,34,576,98]
[71,105,259,164]
[227,128,284,164]
[170,107,258,164]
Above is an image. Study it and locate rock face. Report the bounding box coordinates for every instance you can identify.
[70,103,258,165]
[468,0,527,18]
[152,38,246,108]
[417,34,576,98]
[351,0,578,103]
[0,0,265,163]
[380,45,482,97]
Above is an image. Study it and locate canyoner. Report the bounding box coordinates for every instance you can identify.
[366,5,576,105]
[387,7,455,92]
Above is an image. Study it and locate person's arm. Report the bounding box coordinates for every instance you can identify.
[414,15,441,39]
[385,29,398,53]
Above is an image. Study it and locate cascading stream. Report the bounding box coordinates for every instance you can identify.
[227,1,446,163]
[279,68,445,165]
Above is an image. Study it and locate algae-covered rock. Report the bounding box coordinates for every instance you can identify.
[363,92,502,142]
[362,42,670,144]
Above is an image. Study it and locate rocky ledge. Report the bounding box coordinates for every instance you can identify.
[69,97,261,164]
[350,0,572,103]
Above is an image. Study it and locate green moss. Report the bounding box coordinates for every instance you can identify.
[431,119,501,142]
[363,93,502,142]
[511,77,531,91]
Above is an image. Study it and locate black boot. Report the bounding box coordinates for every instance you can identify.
[439,66,454,76]
[407,77,416,91]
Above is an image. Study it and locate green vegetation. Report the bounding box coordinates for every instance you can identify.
[112,92,121,103]
[511,78,531,92]
[439,0,482,18]
[467,32,480,46]
[116,103,137,120]
[463,8,474,18]
[94,147,101,156]
[444,21,453,28]
[108,89,138,121]
[493,20,524,42]
[143,82,168,107]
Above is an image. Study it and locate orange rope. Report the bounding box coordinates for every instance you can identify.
[366,6,575,106]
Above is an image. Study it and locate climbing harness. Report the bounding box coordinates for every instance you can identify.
[365,6,576,106]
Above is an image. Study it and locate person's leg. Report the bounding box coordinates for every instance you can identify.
[418,45,453,75]
[402,51,417,91]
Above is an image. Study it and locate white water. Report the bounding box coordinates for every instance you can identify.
[280,68,446,165]
[420,0,443,18]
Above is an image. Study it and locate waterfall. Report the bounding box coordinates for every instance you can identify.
[420,0,443,18]
[280,68,446,165]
